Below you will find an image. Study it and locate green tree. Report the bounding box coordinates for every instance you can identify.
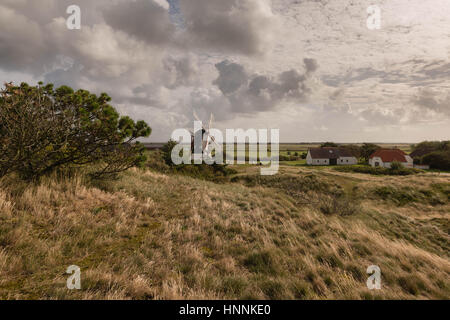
[0,82,151,180]
[340,144,361,158]
[161,139,179,166]
[421,151,450,170]
[320,142,339,147]
[360,143,381,163]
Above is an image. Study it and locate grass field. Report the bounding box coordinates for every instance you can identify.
[0,161,448,299]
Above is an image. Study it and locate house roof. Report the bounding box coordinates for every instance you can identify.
[410,148,433,158]
[369,149,408,162]
[308,147,355,159]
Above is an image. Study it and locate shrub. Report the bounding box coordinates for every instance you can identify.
[421,151,450,170]
[321,142,339,147]
[319,194,360,216]
[334,165,420,176]
[232,173,338,197]
[260,280,286,299]
[0,82,151,180]
[161,139,179,166]
[389,161,403,171]
[157,140,235,182]
[372,186,443,206]
[243,251,278,275]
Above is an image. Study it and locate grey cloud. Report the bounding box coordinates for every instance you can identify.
[323,60,450,89]
[304,58,319,74]
[211,58,318,115]
[99,0,276,56]
[43,64,86,89]
[103,0,175,45]
[213,60,248,95]
[322,68,390,87]
[163,54,199,89]
[178,0,275,55]
[412,89,450,116]
[0,5,50,73]
[329,88,345,101]
[359,108,404,126]
[276,69,309,100]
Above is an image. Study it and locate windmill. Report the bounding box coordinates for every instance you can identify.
[190,110,221,160]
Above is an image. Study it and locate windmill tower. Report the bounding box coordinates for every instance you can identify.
[190,111,220,161]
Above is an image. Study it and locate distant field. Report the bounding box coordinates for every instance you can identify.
[146,143,413,154]
[278,143,412,154]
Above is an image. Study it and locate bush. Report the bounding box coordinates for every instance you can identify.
[243,251,278,275]
[0,82,151,180]
[389,161,403,171]
[156,140,236,182]
[334,165,420,176]
[321,142,339,147]
[319,194,360,216]
[421,151,450,170]
[372,186,443,206]
[161,139,179,166]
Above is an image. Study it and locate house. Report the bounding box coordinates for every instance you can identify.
[306,147,357,166]
[409,149,433,159]
[409,149,432,169]
[369,149,413,168]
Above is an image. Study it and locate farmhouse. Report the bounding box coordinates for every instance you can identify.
[369,149,413,168]
[306,147,357,166]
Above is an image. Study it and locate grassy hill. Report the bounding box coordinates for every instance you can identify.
[0,165,448,299]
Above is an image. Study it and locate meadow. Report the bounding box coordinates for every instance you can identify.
[0,158,448,299]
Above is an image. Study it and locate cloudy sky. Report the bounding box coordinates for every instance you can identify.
[1,0,449,142]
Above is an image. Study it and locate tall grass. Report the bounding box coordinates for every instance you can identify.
[0,166,448,299]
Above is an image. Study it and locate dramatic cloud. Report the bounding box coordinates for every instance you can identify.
[213,61,248,95]
[412,89,450,117]
[103,0,175,45]
[0,0,449,141]
[178,0,276,55]
[207,58,318,115]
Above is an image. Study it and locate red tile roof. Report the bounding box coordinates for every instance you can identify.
[369,149,408,162]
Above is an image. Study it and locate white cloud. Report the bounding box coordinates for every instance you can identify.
[0,0,449,142]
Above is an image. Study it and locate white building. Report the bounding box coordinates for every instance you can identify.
[306,147,358,166]
[369,149,413,168]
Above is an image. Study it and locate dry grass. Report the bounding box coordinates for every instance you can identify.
[0,165,448,300]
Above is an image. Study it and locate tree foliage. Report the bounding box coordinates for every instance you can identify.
[421,151,450,170]
[410,141,450,170]
[0,82,151,180]
[320,142,339,147]
[411,141,450,154]
[360,143,381,163]
[389,161,403,171]
[161,139,179,166]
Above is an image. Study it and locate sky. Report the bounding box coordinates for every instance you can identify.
[0,0,449,142]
